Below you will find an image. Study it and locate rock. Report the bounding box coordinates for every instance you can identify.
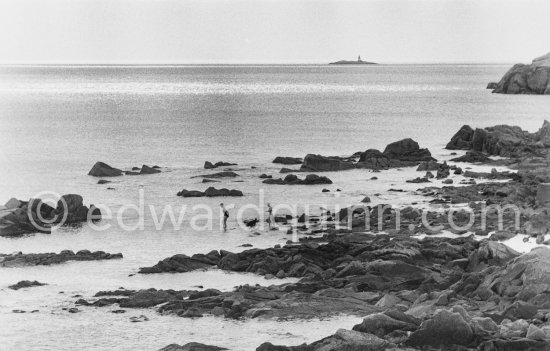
[0,194,101,237]
[442,179,453,184]
[489,231,517,241]
[204,161,237,169]
[310,329,393,351]
[300,154,355,172]
[492,61,550,94]
[192,172,239,179]
[536,183,550,207]
[487,82,498,89]
[177,187,243,197]
[503,301,539,320]
[97,179,111,184]
[526,324,548,341]
[0,250,122,267]
[524,212,550,235]
[159,343,227,351]
[382,138,435,162]
[138,252,219,273]
[259,174,272,179]
[262,174,332,185]
[406,309,474,347]
[450,151,491,163]
[272,157,303,165]
[361,196,371,203]
[352,312,416,337]
[8,280,47,290]
[140,165,161,174]
[406,177,430,183]
[446,125,475,150]
[88,162,123,177]
[416,161,442,171]
[475,247,550,307]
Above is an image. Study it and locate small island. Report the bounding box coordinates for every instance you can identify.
[329,55,377,65]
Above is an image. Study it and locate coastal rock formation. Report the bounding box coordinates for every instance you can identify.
[176,187,243,198]
[88,161,123,177]
[8,280,47,290]
[0,194,101,237]
[140,165,161,174]
[381,138,435,162]
[159,343,227,351]
[490,52,550,94]
[446,121,550,159]
[272,156,303,165]
[204,161,237,169]
[0,250,122,267]
[191,171,239,179]
[262,174,332,185]
[300,154,355,172]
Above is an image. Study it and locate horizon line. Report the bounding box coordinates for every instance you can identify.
[0,60,520,66]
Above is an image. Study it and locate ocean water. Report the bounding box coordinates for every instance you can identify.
[1,64,550,350]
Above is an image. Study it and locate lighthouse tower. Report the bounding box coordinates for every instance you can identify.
[358,55,361,62]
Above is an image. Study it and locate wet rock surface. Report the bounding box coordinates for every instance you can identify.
[0,194,101,237]
[8,280,47,290]
[0,250,122,267]
[262,174,333,185]
[177,187,244,197]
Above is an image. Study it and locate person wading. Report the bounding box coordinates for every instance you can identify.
[220,203,229,231]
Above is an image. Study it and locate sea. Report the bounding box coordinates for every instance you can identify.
[0,64,549,350]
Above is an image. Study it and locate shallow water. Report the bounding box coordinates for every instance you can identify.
[0,64,549,350]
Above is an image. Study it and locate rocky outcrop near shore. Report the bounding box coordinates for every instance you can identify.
[0,250,122,267]
[191,171,239,179]
[0,194,101,237]
[446,120,550,159]
[490,52,550,94]
[272,156,303,165]
[83,233,550,349]
[204,161,237,169]
[159,343,227,351]
[299,138,434,172]
[88,162,161,176]
[176,187,243,197]
[262,174,332,185]
[8,280,47,290]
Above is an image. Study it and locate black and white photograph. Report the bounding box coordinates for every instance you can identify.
[1,0,550,350]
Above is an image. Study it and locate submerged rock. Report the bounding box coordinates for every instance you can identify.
[0,250,122,267]
[8,280,47,290]
[300,154,355,172]
[192,172,239,179]
[176,187,243,197]
[262,174,332,185]
[204,161,237,169]
[272,156,303,165]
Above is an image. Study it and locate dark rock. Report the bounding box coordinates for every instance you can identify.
[97,179,111,184]
[159,342,227,351]
[259,174,272,179]
[262,174,332,185]
[0,250,122,267]
[446,125,475,150]
[204,161,237,169]
[139,252,219,273]
[406,309,474,347]
[88,162,123,177]
[8,280,47,290]
[140,165,161,175]
[300,154,355,172]
[192,172,239,179]
[177,187,243,198]
[450,151,491,163]
[487,82,498,89]
[492,61,550,95]
[382,138,435,162]
[272,157,303,165]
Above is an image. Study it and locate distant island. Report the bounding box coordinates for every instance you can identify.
[329,55,377,65]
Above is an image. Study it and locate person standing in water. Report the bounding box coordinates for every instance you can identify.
[220,203,229,231]
[266,203,273,230]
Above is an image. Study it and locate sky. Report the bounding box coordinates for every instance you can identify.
[0,0,548,64]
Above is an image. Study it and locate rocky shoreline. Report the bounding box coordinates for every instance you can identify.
[4,121,550,350]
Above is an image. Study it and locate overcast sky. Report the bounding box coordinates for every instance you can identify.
[0,0,548,64]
